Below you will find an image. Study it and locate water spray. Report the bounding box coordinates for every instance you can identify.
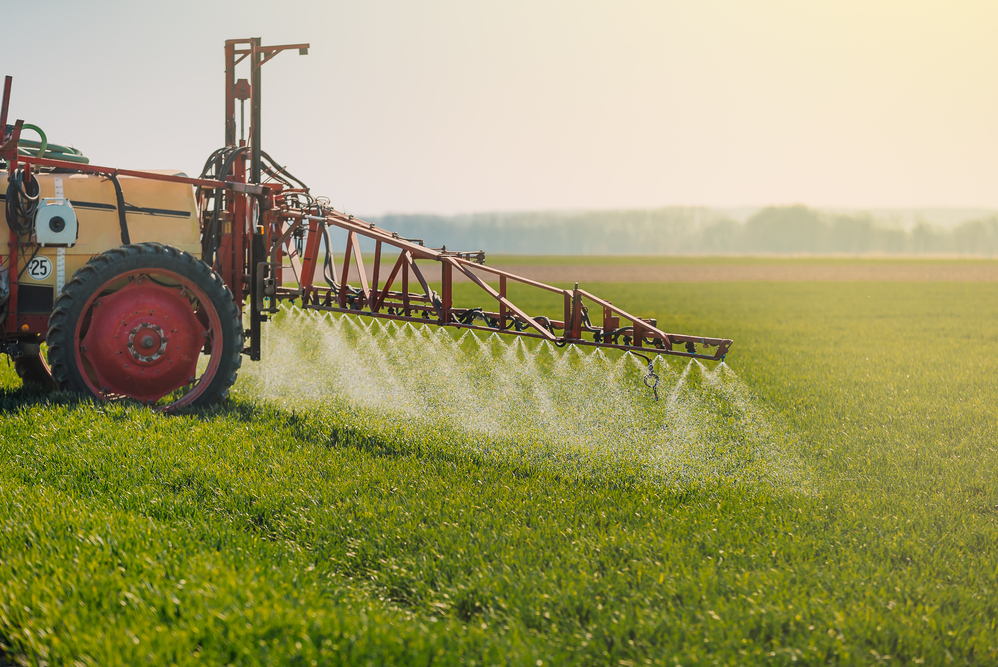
[238,313,809,491]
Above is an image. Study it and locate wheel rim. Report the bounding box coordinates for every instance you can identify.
[74,269,225,409]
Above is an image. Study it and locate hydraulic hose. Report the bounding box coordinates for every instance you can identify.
[195,145,251,267]
[105,173,131,244]
[196,147,232,261]
[205,146,250,267]
[5,167,39,236]
[195,146,314,270]
[260,150,309,191]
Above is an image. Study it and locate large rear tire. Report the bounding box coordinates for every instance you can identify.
[47,243,243,411]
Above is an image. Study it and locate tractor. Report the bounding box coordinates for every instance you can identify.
[0,38,731,411]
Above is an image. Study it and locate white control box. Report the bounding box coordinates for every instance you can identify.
[34,198,78,247]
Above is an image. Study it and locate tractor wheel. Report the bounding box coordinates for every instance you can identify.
[47,243,243,411]
[14,351,56,390]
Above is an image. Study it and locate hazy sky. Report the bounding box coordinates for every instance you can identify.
[3,1,996,214]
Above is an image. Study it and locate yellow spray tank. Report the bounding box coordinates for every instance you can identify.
[8,171,200,316]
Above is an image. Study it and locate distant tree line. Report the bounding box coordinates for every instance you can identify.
[368,205,998,256]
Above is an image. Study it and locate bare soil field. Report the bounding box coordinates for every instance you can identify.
[328,258,998,284]
[477,261,998,283]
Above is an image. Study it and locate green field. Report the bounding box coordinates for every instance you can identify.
[1,276,996,665]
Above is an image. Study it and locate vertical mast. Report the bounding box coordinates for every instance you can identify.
[250,37,262,185]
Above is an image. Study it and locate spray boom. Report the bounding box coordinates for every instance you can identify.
[249,204,733,364]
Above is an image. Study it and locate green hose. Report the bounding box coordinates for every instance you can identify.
[18,139,84,156]
[20,124,47,160]
[10,124,90,164]
[17,146,90,164]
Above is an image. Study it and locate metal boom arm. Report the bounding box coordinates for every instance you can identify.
[256,203,733,361]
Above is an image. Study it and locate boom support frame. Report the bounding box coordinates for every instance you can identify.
[256,206,732,361]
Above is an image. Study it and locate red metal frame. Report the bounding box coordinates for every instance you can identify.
[2,76,21,336]
[1,40,733,366]
[258,207,731,360]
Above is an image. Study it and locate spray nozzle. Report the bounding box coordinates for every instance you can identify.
[633,352,660,401]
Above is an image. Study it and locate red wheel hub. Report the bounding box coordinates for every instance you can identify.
[80,278,207,403]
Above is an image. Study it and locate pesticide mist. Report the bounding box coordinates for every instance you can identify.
[236,309,810,492]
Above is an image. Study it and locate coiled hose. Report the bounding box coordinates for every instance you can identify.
[3,123,88,237]
[5,123,90,164]
[5,167,39,236]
